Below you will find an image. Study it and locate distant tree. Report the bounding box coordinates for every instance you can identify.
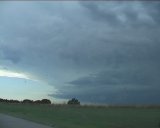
[0,98,20,103]
[67,98,80,105]
[34,100,42,104]
[9,99,20,103]
[22,99,33,104]
[0,98,3,102]
[0,98,52,105]
[41,99,51,104]
[0,98,8,103]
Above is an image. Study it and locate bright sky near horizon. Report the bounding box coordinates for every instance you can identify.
[0,1,160,105]
[0,69,56,102]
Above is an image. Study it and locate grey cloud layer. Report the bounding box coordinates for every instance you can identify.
[0,1,160,104]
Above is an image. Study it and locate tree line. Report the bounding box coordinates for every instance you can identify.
[0,98,51,104]
[0,98,80,105]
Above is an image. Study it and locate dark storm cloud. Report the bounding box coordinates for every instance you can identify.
[143,2,160,24]
[53,62,160,104]
[80,2,119,25]
[69,69,160,87]
[0,45,22,64]
[51,87,160,105]
[80,1,160,27]
[53,2,160,104]
[1,1,160,104]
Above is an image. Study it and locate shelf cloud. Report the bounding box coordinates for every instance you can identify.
[0,1,160,104]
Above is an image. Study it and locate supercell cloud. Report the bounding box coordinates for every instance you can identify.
[0,1,160,104]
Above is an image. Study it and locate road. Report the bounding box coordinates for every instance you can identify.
[0,113,53,128]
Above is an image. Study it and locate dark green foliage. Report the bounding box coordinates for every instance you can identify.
[22,99,33,104]
[34,100,42,104]
[0,98,51,104]
[41,99,51,104]
[67,98,80,105]
[0,98,20,103]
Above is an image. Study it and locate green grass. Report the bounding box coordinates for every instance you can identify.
[0,103,160,128]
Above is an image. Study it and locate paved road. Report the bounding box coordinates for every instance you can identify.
[0,114,53,128]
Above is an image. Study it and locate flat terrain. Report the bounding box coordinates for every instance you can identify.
[0,113,52,128]
[0,103,160,128]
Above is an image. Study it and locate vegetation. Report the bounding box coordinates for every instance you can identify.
[67,98,80,105]
[0,98,51,104]
[0,103,160,128]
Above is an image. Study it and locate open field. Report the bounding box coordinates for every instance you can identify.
[0,103,160,128]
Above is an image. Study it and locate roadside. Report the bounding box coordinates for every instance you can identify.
[0,113,53,128]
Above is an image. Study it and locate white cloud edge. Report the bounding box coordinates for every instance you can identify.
[0,69,31,80]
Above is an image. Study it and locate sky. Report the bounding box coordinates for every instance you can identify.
[0,1,160,105]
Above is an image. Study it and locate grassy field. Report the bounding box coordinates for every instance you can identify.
[0,103,160,128]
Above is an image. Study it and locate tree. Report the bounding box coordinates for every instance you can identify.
[34,100,42,104]
[67,98,80,105]
[0,98,4,102]
[22,99,33,104]
[41,99,51,104]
